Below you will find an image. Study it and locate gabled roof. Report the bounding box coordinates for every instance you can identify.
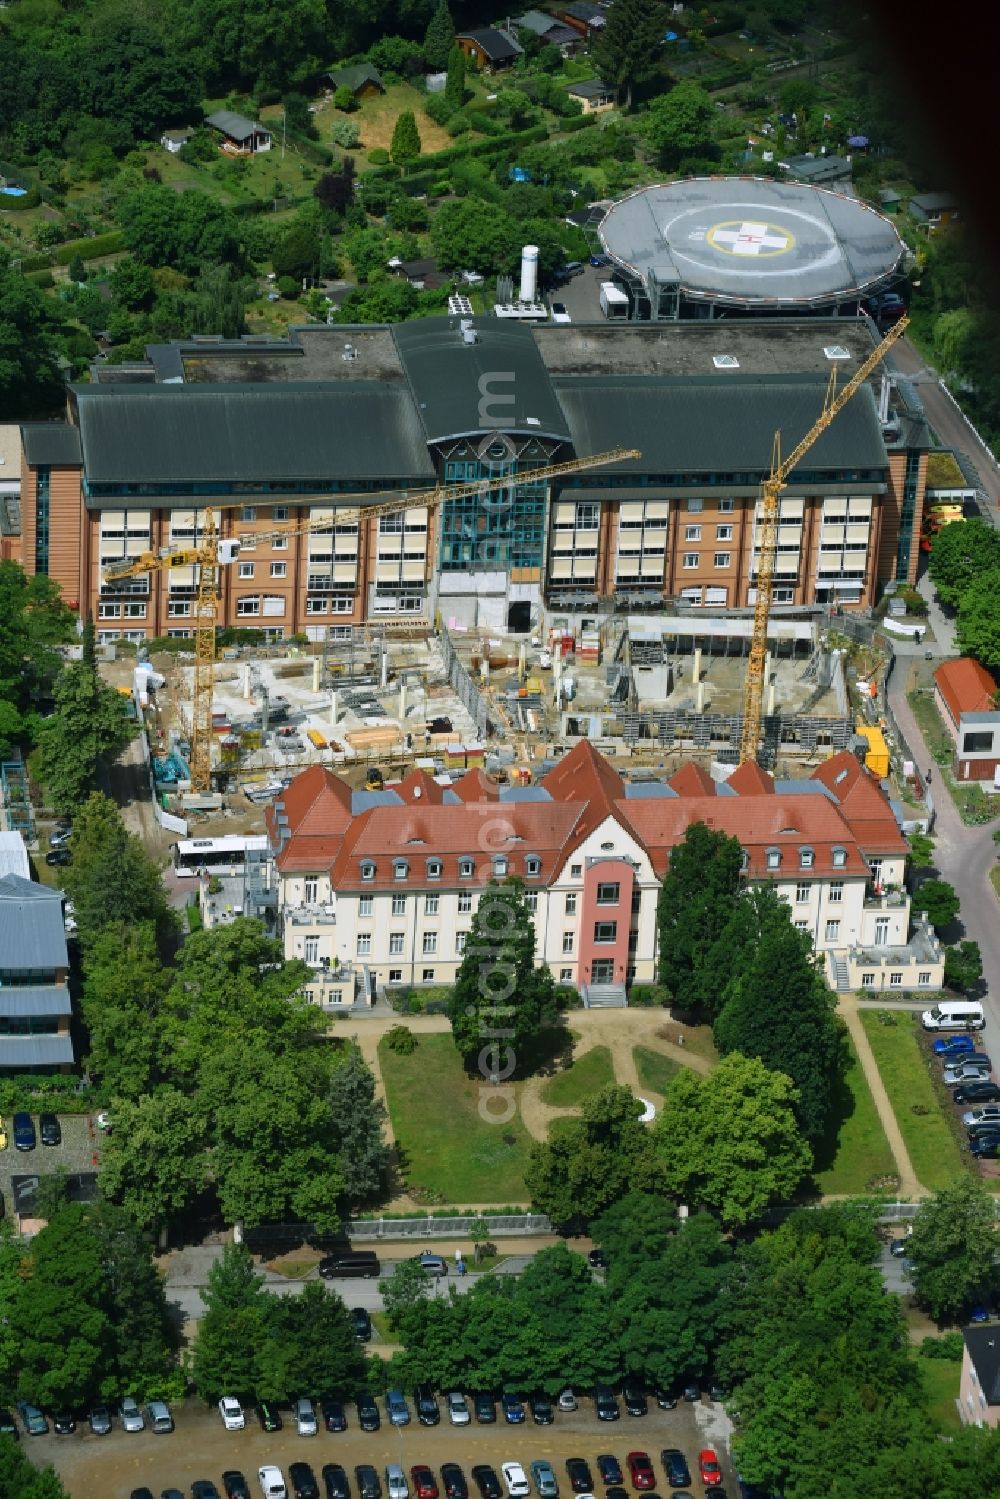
[271,765,352,834]
[964,1326,1000,1405]
[206,110,269,141]
[396,767,448,805]
[810,752,906,852]
[566,79,613,98]
[0,874,68,970]
[668,763,716,796]
[457,27,523,61]
[327,64,384,92]
[20,422,82,467]
[541,738,625,808]
[452,768,501,803]
[0,832,30,881]
[934,657,998,722]
[910,192,959,213]
[726,761,775,796]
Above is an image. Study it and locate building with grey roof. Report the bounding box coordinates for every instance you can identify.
[0,874,74,1071]
[205,110,272,154]
[0,833,30,881]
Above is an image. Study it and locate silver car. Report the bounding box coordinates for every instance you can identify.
[294,1396,317,1435]
[448,1391,471,1425]
[944,1062,992,1087]
[531,1462,558,1499]
[119,1395,144,1433]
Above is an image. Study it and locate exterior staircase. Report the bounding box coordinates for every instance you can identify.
[581,983,628,1008]
[831,955,851,992]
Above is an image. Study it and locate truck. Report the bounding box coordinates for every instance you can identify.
[599,281,629,319]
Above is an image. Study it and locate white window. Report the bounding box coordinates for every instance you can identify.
[683,553,699,569]
[832,847,847,868]
[918,971,931,986]
[889,971,903,987]
[795,882,810,903]
[361,861,375,881]
[493,856,508,877]
[459,858,474,878]
[565,892,577,915]
[456,932,467,955]
[240,505,257,522]
[303,878,318,904]
[425,893,439,916]
[714,552,731,568]
[272,506,288,521]
[560,968,573,981]
[272,536,288,550]
[829,881,844,904]
[794,920,809,931]
[720,498,734,512]
[422,968,435,981]
[688,498,703,512]
[167,601,192,617]
[716,525,733,541]
[422,932,437,956]
[458,891,472,914]
[238,562,255,579]
[359,895,373,917]
[427,859,442,880]
[389,968,402,983]
[684,525,702,542]
[357,933,371,956]
[570,864,582,878]
[861,971,875,988]
[825,920,840,942]
[562,932,574,954]
[394,860,409,881]
[766,849,781,869]
[236,596,260,616]
[304,936,320,964]
[270,562,287,579]
[800,848,814,868]
[525,856,541,877]
[389,932,404,955]
[391,893,406,916]
[525,891,538,912]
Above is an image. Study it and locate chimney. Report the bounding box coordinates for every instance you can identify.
[520,244,539,303]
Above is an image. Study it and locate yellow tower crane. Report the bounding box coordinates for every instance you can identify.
[739,315,909,765]
[103,447,641,790]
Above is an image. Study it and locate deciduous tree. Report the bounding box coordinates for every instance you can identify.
[656,821,743,1016]
[191,1243,267,1399]
[591,0,665,109]
[644,82,716,166]
[0,253,65,418]
[380,1258,433,1333]
[928,519,1000,607]
[98,1088,209,1235]
[525,1085,666,1229]
[37,660,132,815]
[957,568,1000,667]
[913,878,960,933]
[944,939,983,994]
[907,1179,998,1323]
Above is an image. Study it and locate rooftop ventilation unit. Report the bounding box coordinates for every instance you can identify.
[712,354,739,369]
[448,294,474,316]
[824,345,851,360]
[342,343,357,362]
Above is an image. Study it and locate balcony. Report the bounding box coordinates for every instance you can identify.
[285,904,337,926]
[863,886,908,910]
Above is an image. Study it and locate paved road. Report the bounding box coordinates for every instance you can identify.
[891,337,1000,512]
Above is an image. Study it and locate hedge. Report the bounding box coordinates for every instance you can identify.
[364,122,550,180]
[558,113,599,134]
[288,129,334,167]
[25,269,55,287]
[20,251,54,271]
[54,230,125,264]
[0,187,41,210]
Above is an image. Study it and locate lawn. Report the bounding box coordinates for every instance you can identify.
[661,1022,719,1065]
[916,1356,962,1432]
[860,1011,968,1192]
[813,1035,896,1195]
[378,1033,535,1202]
[633,1046,684,1097]
[540,1044,615,1107]
[311,83,453,171]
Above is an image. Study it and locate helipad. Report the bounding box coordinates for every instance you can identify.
[599,177,905,316]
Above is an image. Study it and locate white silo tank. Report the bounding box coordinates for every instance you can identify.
[519,244,539,303]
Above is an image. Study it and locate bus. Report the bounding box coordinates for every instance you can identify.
[172,834,270,877]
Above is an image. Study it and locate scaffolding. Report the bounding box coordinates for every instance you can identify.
[0,752,34,843]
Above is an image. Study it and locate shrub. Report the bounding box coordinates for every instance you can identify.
[384,1024,417,1055]
[920,1331,965,1360]
[276,274,299,298]
[629,984,671,1008]
[368,147,390,165]
[25,269,55,287]
[332,118,362,149]
[424,94,456,127]
[54,230,125,264]
[334,85,357,112]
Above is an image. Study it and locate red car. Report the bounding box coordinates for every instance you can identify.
[412,1469,439,1499]
[699,1450,723,1487]
[627,1453,655,1492]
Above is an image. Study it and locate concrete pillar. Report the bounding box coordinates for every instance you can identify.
[764,649,772,684]
[692,648,702,683]
[398,682,407,721]
[242,662,252,699]
[329,691,338,726]
[380,650,389,689]
[766,682,777,716]
[695,681,705,713]
[311,658,320,693]
[518,641,527,680]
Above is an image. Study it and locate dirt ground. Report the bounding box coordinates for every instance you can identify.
[29,1394,733,1499]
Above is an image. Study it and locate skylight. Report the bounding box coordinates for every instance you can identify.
[824,345,851,360]
[712,354,739,369]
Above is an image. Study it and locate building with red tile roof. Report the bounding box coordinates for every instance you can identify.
[266,739,941,1007]
[933,658,1000,783]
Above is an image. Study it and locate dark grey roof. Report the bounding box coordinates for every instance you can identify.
[551,374,886,476]
[910,193,959,213]
[0,985,72,1018]
[0,1035,74,1067]
[499,786,554,802]
[20,423,82,467]
[206,110,269,141]
[564,1,604,21]
[0,875,68,970]
[784,154,851,182]
[964,1326,1000,1404]
[327,64,384,92]
[393,318,571,443]
[73,384,435,488]
[623,782,678,799]
[351,790,404,813]
[458,27,523,60]
[566,79,612,98]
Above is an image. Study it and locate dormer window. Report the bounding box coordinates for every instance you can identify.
[832,846,847,868]
[459,857,474,879]
[766,847,781,870]
[427,858,442,881]
[493,855,508,878]
[740,849,749,872]
[360,860,375,882]
[525,855,541,878]
[800,847,815,869]
[394,858,409,880]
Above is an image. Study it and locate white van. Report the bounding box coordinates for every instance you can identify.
[921,1000,985,1031]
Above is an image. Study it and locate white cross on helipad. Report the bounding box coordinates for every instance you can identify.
[711,221,791,255]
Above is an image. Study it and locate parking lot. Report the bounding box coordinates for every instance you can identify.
[0,1112,100,1219]
[26,1394,734,1499]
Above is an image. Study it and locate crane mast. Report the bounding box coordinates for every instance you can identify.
[739,315,909,765]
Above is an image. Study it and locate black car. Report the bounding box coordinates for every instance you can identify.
[0,1408,18,1440]
[587,1249,607,1268]
[53,1412,76,1434]
[661,1450,692,1489]
[473,1392,496,1423]
[442,1465,468,1499]
[321,1398,348,1433]
[39,1112,61,1147]
[529,1394,553,1425]
[357,1394,380,1432]
[322,1465,351,1499]
[13,1112,35,1151]
[594,1385,620,1421]
[46,848,71,866]
[597,1456,623,1486]
[954,1082,1000,1104]
[653,1387,677,1410]
[355,1467,381,1499]
[290,1464,321,1499]
[162,1490,186,1499]
[622,1379,648,1416]
[681,1383,700,1402]
[416,1384,440,1425]
[606,1489,628,1499]
[566,1461,593,1494]
[256,1399,283,1432]
[471,1467,501,1499]
[131,1490,156,1499]
[350,1307,373,1342]
[709,1378,728,1402]
[192,1486,222,1499]
[88,1405,112,1435]
[223,1475,251,1499]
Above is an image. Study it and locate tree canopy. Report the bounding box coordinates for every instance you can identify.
[656,821,743,1016]
[525,1084,666,1230]
[928,518,1000,608]
[591,0,665,109]
[956,568,1000,668]
[644,82,717,167]
[0,255,65,418]
[906,1179,998,1323]
[37,628,133,815]
[62,792,175,951]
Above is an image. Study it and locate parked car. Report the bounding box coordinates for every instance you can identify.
[660,1451,691,1490]
[942,1052,991,1071]
[354,1468,381,1499]
[966,1121,1000,1141]
[13,1112,35,1151]
[88,1405,111,1435]
[147,1399,174,1433]
[16,1402,47,1436]
[350,1307,372,1342]
[410,1467,438,1499]
[954,1082,1000,1104]
[46,848,71,866]
[597,1457,623,1485]
[53,1412,75,1434]
[49,828,72,849]
[595,1385,621,1421]
[530,1462,558,1499]
[964,1105,1000,1128]
[653,1386,677,1409]
[587,1249,607,1268]
[943,1062,992,1087]
[0,1116,7,1151]
[192,1484,221,1499]
[256,1399,283,1432]
[566,1460,594,1494]
[385,1390,411,1427]
[502,1464,530,1499]
[220,1396,246,1430]
[889,1238,910,1258]
[590,254,610,267]
[415,1384,440,1426]
[416,1252,448,1276]
[550,302,572,325]
[557,1389,577,1412]
[39,1112,61,1147]
[474,1393,497,1423]
[295,1397,318,1436]
[442,1464,468,1499]
[321,1398,347,1433]
[501,1394,525,1424]
[933,1035,978,1056]
[386,1465,408,1499]
[622,1378,648,1416]
[119,1396,144,1433]
[259,1467,288,1499]
[356,1395,380,1432]
[971,1137,1000,1159]
[447,1392,471,1425]
[699,1451,723,1488]
[321,1467,350,1499]
[224,1475,252,1499]
[626,1453,655,1492]
[529,1394,553,1424]
[471,1468,502,1499]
